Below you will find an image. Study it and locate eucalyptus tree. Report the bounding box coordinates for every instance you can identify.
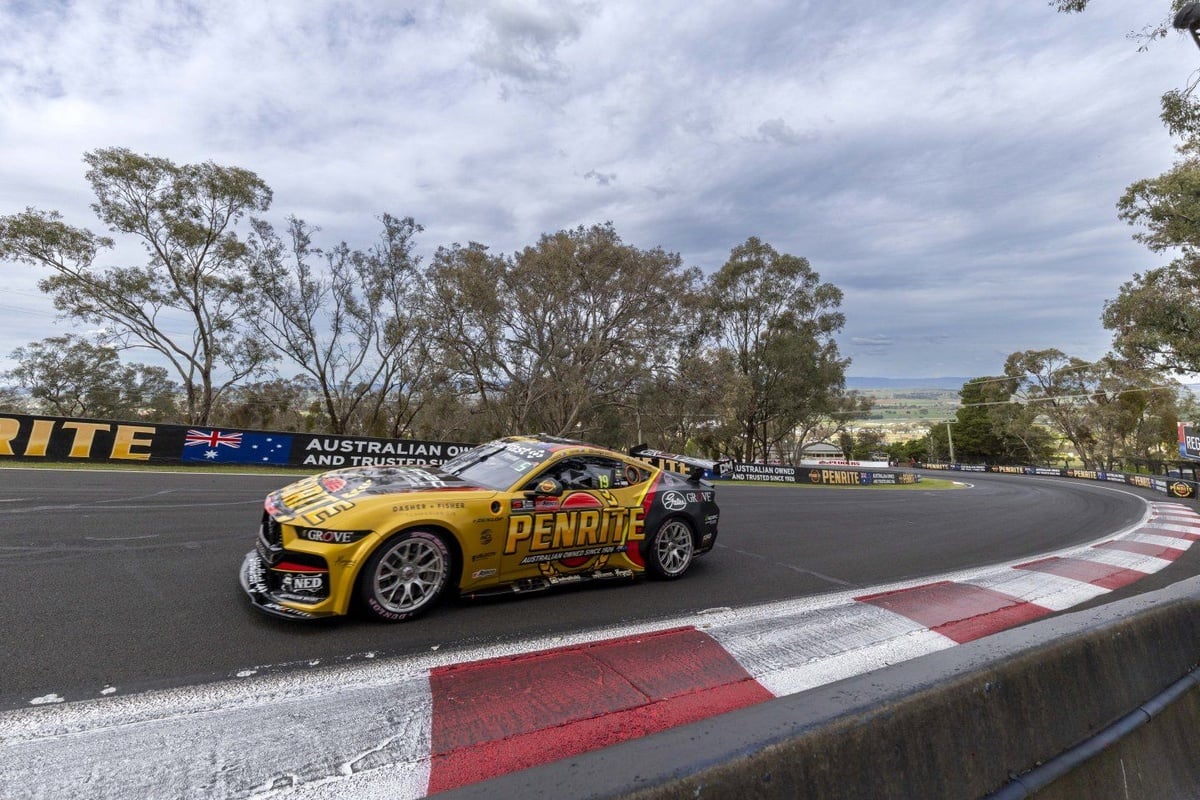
[1102,157,1200,373]
[703,236,858,462]
[210,375,321,432]
[420,240,510,435]
[626,349,733,453]
[1004,350,1104,467]
[1055,2,1200,375]
[6,334,179,420]
[244,213,431,436]
[1089,360,1184,468]
[938,376,1053,465]
[1003,350,1181,469]
[425,223,702,439]
[1101,99,1200,373]
[971,375,1056,464]
[0,147,273,424]
[0,386,26,415]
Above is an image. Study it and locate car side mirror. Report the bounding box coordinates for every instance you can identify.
[525,477,564,498]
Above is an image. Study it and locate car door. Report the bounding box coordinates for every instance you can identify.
[499,455,648,581]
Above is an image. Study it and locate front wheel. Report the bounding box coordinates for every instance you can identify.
[356,530,451,622]
[645,518,695,580]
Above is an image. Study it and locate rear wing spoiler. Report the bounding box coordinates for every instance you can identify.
[629,444,730,482]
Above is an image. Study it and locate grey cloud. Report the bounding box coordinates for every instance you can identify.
[583,170,616,186]
[465,1,588,83]
[0,0,1185,379]
[851,335,895,352]
[755,118,818,147]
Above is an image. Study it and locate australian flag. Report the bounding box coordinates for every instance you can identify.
[182,429,293,465]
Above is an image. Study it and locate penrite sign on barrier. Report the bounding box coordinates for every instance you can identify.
[726,462,920,486]
[924,461,1196,501]
[0,412,474,468]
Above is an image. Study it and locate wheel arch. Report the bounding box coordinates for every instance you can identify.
[351,522,465,606]
[640,512,699,550]
[640,513,699,577]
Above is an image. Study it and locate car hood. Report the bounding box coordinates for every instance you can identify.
[266,465,494,525]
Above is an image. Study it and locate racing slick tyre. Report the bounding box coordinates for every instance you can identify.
[356,530,452,622]
[645,517,695,580]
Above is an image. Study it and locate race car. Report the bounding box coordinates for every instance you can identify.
[239,435,723,621]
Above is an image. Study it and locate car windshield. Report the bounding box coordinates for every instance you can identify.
[441,439,557,490]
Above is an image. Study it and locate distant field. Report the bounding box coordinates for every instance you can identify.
[859,387,960,422]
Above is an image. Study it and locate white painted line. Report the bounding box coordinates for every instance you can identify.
[1141,521,1200,535]
[2,662,435,800]
[709,602,955,696]
[1078,547,1175,573]
[962,569,1110,611]
[1125,532,1193,549]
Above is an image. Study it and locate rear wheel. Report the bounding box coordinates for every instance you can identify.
[645,518,695,579]
[356,530,451,622]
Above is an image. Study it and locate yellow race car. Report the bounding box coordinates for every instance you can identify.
[239,435,722,621]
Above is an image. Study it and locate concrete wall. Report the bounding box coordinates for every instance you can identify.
[434,576,1200,799]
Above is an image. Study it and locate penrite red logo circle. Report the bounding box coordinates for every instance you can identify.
[557,493,606,568]
[321,476,347,493]
[560,492,603,510]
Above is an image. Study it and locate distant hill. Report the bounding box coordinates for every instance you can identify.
[846,377,969,391]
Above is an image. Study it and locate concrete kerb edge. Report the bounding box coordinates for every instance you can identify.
[432,575,1200,800]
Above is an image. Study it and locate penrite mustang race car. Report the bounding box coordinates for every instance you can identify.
[240,435,724,621]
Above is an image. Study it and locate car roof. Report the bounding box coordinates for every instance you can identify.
[500,434,627,460]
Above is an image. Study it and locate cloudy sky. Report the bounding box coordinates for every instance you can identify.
[0,0,1193,380]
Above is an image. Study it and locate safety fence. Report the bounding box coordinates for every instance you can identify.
[922,461,1198,501]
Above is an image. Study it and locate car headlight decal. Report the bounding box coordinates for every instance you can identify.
[294,527,372,545]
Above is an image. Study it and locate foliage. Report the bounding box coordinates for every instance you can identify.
[704,236,865,462]
[1003,350,1181,469]
[917,354,1180,468]
[0,148,273,424]
[1051,2,1188,53]
[1,148,875,456]
[888,437,928,464]
[1049,0,1090,12]
[1102,134,1200,370]
[944,376,1055,465]
[5,334,179,420]
[1102,256,1200,372]
[209,376,321,432]
[627,349,733,455]
[844,428,888,460]
[940,379,1010,463]
[1058,4,1200,368]
[425,223,702,439]
[245,214,432,436]
[0,385,27,414]
[1117,149,1200,255]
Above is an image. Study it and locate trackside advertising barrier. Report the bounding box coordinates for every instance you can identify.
[923,462,1196,501]
[1180,422,1200,460]
[0,412,473,468]
[727,462,921,486]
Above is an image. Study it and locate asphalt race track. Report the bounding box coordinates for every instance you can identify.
[0,466,1194,712]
